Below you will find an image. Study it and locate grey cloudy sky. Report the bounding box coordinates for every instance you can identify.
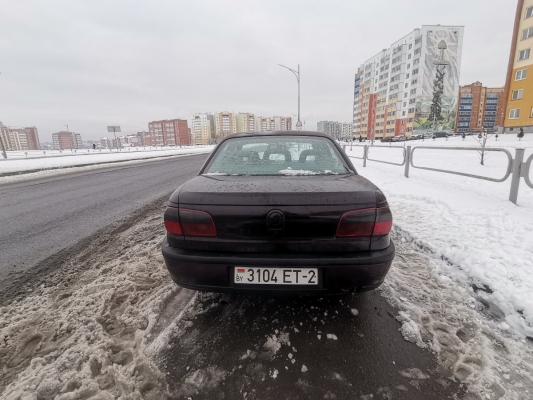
[0,0,515,142]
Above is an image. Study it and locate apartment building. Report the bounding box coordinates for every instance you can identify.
[454,82,504,133]
[273,116,292,131]
[0,125,40,151]
[235,113,255,133]
[353,25,464,139]
[52,131,82,150]
[215,112,237,139]
[148,119,190,146]
[134,131,149,146]
[100,137,111,149]
[501,0,533,133]
[252,116,292,132]
[191,113,215,145]
[316,121,344,139]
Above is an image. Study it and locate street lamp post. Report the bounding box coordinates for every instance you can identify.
[279,64,301,130]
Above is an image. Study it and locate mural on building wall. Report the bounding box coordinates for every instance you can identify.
[415,29,461,131]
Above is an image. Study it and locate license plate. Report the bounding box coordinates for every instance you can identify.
[234,267,318,285]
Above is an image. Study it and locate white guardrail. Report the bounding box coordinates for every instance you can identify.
[342,144,532,206]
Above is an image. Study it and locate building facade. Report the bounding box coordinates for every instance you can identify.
[52,131,82,150]
[317,121,346,139]
[191,113,215,145]
[215,112,237,139]
[135,131,150,146]
[501,0,533,133]
[454,82,504,133]
[0,126,40,151]
[235,113,255,133]
[252,116,292,132]
[148,119,190,146]
[353,25,464,139]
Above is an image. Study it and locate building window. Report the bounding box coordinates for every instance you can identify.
[522,27,533,40]
[516,69,528,80]
[509,109,521,119]
[531,107,533,117]
[512,89,524,100]
[527,6,533,19]
[519,49,531,60]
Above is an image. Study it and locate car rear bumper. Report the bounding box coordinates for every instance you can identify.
[161,241,395,295]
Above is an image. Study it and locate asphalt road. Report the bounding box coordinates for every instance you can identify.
[163,290,463,399]
[0,153,208,294]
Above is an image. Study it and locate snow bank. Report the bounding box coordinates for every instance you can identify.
[0,210,197,399]
[347,137,533,340]
[0,146,215,175]
[381,232,533,399]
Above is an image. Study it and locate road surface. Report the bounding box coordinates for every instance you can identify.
[0,154,207,296]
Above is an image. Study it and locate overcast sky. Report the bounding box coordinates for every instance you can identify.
[0,0,515,142]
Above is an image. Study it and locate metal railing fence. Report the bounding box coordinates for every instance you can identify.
[342,143,532,206]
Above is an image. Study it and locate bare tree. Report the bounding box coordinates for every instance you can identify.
[473,129,497,165]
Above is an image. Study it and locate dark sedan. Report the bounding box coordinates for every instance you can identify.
[162,131,395,295]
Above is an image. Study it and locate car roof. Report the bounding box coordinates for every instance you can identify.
[220,131,334,140]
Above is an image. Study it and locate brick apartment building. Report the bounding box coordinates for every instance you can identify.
[454,82,505,133]
[148,119,190,146]
[0,124,40,150]
[52,131,82,150]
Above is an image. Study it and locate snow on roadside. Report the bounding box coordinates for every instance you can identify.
[346,139,533,340]
[382,231,533,400]
[0,210,197,399]
[0,146,214,175]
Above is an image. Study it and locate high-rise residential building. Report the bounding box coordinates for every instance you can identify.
[252,116,292,132]
[255,116,272,132]
[52,131,82,150]
[317,121,344,138]
[191,113,215,144]
[148,119,190,146]
[454,82,504,133]
[0,125,40,150]
[501,0,533,133]
[215,112,237,139]
[353,25,464,139]
[273,116,292,131]
[342,123,353,138]
[136,131,149,146]
[236,113,256,133]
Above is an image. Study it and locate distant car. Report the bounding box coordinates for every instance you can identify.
[162,131,395,295]
[432,132,449,138]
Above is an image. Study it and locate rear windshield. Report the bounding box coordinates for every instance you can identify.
[203,136,350,176]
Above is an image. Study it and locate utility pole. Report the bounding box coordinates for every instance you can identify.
[279,64,301,130]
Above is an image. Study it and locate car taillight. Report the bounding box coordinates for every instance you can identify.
[164,207,217,237]
[336,207,392,238]
[373,207,393,236]
[164,207,183,235]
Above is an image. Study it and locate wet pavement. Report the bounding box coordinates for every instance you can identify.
[162,291,463,400]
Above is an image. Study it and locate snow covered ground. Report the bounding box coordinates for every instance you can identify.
[0,207,198,399]
[1,134,533,399]
[0,146,215,175]
[346,134,533,341]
